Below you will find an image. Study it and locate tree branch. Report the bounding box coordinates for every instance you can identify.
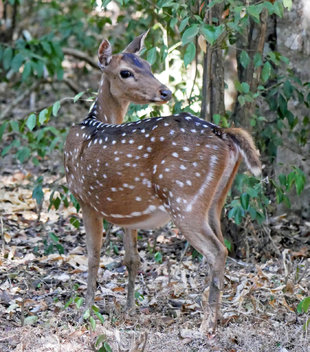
[62,48,99,70]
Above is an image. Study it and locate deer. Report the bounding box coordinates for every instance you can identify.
[64,32,261,334]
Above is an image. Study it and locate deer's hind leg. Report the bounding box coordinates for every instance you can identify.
[208,157,241,244]
[173,211,228,334]
[167,158,238,333]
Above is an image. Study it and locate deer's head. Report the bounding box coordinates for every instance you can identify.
[97,31,172,105]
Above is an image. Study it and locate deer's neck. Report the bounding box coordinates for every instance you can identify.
[95,76,129,125]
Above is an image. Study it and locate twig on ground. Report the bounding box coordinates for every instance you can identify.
[0,217,4,254]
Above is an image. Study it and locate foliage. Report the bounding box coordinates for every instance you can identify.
[95,335,112,352]
[33,232,65,256]
[154,251,163,264]
[297,297,310,331]
[64,291,106,330]
[0,33,64,82]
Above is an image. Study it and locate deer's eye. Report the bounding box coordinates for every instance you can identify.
[120,70,133,79]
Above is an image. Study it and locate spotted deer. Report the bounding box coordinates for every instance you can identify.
[64,32,261,333]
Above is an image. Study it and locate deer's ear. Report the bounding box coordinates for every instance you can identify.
[98,39,112,70]
[123,30,149,55]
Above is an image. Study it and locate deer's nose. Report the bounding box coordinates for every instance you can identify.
[159,88,172,101]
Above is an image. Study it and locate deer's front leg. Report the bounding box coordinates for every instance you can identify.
[123,228,140,309]
[82,204,104,308]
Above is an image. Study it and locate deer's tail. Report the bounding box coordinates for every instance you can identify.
[223,128,261,177]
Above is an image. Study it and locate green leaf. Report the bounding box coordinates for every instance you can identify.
[235,80,242,93]
[74,297,84,309]
[89,316,96,330]
[179,17,189,32]
[10,120,19,132]
[32,184,44,205]
[297,297,310,314]
[32,177,44,205]
[49,232,60,243]
[200,24,224,45]
[96,335,106,348]
[278,173,287,187]
[295,169,306,195]
[184,42,196,67]
[22,61,32,81]
[253,53,263,68]
[240,193,250,210]
[238,95,246,106]
[263,2,275,15]
[41,40,52,54]
[24,315,38,325]
[283,80,293,99]
[170,17,178,29]
[261,61,272,83]
[38,108,49,125]
[147,47,157,66]
[273,1,284,17]
[182,24,199,45]
[154,251,163,263]
[247,5,261,21]
[103,342,112,352]
[302,297,310,313]
[224,238,232,251]
[240,50,250,68]
[94,309,105,324]
[283,0,292,10]
[3,47,13,70]
[83,308,90,320]
[70,216,80,229]
[52,101,61,117]
[11,53,25,72]
[64,297,73,309]
[212,114,221,125]
[74,91,85,103]
[278,94,287,116]
[280,55,290,64]
[26,113,37,131]
[248,206,257,220]
[17,147,31,163]
[32,60,44,77]
[241,82,250,93]
[235,206,244,224]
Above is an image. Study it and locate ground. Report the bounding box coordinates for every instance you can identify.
[0,166,309,352]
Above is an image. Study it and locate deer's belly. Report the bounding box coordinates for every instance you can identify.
[109,209,171,229]
[70,182,170,229]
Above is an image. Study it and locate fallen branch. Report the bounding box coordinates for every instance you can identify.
[62,47,99,70]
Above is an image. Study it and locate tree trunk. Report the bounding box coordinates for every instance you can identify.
[232,3,268,130]
[200,1,225,121]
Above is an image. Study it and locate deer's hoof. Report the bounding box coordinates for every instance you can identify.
[200,306,218,337]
